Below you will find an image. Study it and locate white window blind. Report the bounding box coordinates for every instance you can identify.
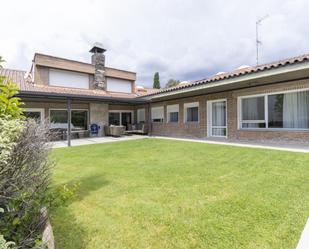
[167,104,179,113]
[167,104,179,123]
[137,108,146,123]
[151,106,164,122]
[49,69,89,89]
[106,78,132,93]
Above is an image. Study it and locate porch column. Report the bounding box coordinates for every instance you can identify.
[148,103,152,136]
[67,98,71,147]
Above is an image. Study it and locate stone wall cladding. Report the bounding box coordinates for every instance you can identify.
[89,102,109,136]
[91,53,106,90]
[149,79,309,143]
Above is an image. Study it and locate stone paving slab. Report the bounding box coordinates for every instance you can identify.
[51,135,146,148]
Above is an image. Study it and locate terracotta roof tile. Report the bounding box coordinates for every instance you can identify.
[141,53,309,97]
[2,53,309,100]
[0,68,137,99]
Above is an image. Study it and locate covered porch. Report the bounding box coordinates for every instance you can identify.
[19,91,150,147]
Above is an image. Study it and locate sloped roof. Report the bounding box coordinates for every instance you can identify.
[2,53,309,101]
[135,86,160,96]
[0,68,27,86]
[141,53,309,97]
[0,68,138,99]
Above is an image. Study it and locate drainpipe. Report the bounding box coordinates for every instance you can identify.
[67,98,71,147]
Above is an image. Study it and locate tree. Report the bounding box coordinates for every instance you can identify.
[0,56,23,119]
[166,79,180,88]
[0,56,5,68]
[0,77,24,119]
[153,72,160,89]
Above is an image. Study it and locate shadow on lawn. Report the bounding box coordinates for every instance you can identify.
[67,174,110,203]
[52,174,109,249]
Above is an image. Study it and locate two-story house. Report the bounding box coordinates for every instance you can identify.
[1,43,309,145]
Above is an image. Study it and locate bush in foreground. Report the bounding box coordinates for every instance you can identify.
[0,120,53,248]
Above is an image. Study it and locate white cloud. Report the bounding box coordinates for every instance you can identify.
[1,0,309,87]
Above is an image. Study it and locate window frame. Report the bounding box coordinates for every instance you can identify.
[237,88,309,131]
[166,104,179,123]
[24,108,45,123]
[184,102,199,123]
[49,108,89,131]
[207,99,228,138]
[137,108,146,123]
[151,106,164,123]
[109,110,134,126]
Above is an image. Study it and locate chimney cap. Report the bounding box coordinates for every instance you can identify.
[89,42,106,53]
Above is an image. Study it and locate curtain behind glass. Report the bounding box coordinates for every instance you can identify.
[212,101,226,126]
[242,97,265,120]
[283,91,309,129]
[211,101,226,136]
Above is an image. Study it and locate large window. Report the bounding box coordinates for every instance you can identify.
[239,89,309,130]
[167,104,179,123]
[151,106,164,123]
[50,110,68,129]
[184,102,199,123]
[240,96,266,128]
[50,109,88,130]
[109,112,120,126]
[72,110,88,130]
[108,110,133,129]
[24,108,44,123]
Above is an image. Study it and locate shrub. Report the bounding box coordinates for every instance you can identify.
[0,235,14,249]
[0,120,53,248]
[0,117,23,165]
[0,68,77,248]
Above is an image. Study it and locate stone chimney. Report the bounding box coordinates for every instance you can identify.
[90,42,106,90]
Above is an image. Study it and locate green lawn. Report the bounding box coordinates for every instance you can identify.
[51,138,309,249]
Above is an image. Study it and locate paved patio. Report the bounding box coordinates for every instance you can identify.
[51,135,146,148]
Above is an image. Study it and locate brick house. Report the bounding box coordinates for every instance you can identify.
[1,43,309,144]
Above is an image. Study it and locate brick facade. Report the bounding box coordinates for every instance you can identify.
[149,79,309,143]
[22,79,309,144]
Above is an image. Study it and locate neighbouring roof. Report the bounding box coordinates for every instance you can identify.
[141,53,309,97]
[0,68,140,101]
[135,86,161,96]
[0,68,27,86]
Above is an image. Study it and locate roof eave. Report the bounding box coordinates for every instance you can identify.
[17,91,149,104]
[144,61,309,100]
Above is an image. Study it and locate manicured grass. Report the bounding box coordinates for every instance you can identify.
[51,138,309,249]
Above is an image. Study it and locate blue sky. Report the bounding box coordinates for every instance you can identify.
[1,0,309,87]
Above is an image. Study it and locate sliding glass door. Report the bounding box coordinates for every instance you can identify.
[121,112,132,129]
[108,111,133,130]
[207,100,227,137]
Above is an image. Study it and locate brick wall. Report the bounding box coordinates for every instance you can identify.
[149,79,309,143]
